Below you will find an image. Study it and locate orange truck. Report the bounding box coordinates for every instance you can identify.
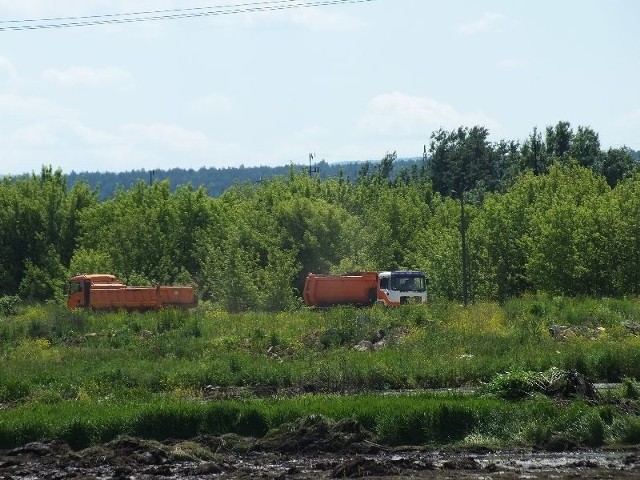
[66,274,197,311]
[303,270,427,307]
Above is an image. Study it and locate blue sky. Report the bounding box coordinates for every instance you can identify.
[1,0,639,175]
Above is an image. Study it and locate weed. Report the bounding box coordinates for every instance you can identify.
[622,377,640,399]
[0,376,31,403]
[0,295,20,316]
[612,416,640,444]
[2,297,640,449]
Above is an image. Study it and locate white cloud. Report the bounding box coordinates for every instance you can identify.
[8,119,116,147]
[43,66,134,88]
[188,93,233,112]
[458,12,508,34]
[356,92,497,137]
[10,123,58,146]
[0,56,18,80]
[269,125,328,164]
[0,118,124,174]
[122,123,211,152]
[0,93,73,118]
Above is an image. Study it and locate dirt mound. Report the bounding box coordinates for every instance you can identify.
[79,436,171,468]
[3,435,640,479]
[255,414,378,454]
[331,457,401,477]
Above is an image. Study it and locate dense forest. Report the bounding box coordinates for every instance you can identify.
[1,121,639,311]
[64,158,421,200]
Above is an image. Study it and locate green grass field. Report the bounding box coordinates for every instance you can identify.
[2,297,640,449]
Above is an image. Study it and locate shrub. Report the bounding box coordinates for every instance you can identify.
[622,377,640,399]
[0,295,20,316]
[61,419,98,450]
[613,416,640,444]
[156,308,187,333]
[481,369,537,400]
[576,411,605,447]
[0,376,31,403]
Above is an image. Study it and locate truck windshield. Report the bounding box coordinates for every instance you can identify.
[390,275,426,292]
[68,281,82,295]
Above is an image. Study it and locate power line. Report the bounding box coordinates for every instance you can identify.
[0,0,300,24]
[0,0,375,31]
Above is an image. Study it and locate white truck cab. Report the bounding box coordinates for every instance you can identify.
[377,270,428,305]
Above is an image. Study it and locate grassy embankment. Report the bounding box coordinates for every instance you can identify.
[2,296,640,449]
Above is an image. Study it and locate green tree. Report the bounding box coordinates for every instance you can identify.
[545,121,573,162]
[411,196,462,300]
[427,126,500,196]
[77,179,207,285]
[520,127,549,175]
[569,126,601,170]
[472,186,531,300]
[524,164,611,295]
[18,246,67,302]
[0,166,96,299]
[274,195,351,292]
[598,147,636,187]
[609,174,640,294]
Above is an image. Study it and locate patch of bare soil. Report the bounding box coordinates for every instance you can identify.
[1,415,639,479]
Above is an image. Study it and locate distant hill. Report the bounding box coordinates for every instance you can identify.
[67,158,424,199]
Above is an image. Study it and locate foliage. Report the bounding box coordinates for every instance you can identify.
[479,368,573,400]
[1,124,640,306]
[0,295,20,316]
[0,167,97,300]
[0,299,639,449]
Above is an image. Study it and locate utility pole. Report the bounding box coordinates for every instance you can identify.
[308,153,319,177]
[460,192,469,306]
[452,189,469,306]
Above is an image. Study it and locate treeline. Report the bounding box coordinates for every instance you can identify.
[65,159,419,200]
[1,122,639,311]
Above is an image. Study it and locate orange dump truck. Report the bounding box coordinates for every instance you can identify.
[67,274,197,311]
[303,271,427,307]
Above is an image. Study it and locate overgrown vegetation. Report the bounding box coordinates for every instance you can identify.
[2,298,640,449]
[2,122,640,450]
[2,122,640,311]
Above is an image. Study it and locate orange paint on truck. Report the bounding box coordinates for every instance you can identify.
[303,272,379,307]
[303,271,427,307]
[67,274,197,310]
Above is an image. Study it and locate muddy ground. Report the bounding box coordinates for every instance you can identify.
[2,415,639,479]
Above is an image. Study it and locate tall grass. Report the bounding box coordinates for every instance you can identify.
[0,392,635,450]
[3,299,640,397]
[2,297,640,448]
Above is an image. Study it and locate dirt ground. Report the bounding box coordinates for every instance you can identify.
[1,415,640,479]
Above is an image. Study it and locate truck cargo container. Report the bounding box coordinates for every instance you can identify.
[303,270,427,307]
[67,274,197,311]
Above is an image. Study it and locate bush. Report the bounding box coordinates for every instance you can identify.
[0,295,20,316]
[614,416,640,444]
[0,376,31,403]
[61,419,98,450]
[481,369,538,400]
[480,368,597,400]
[576,411,605,447]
